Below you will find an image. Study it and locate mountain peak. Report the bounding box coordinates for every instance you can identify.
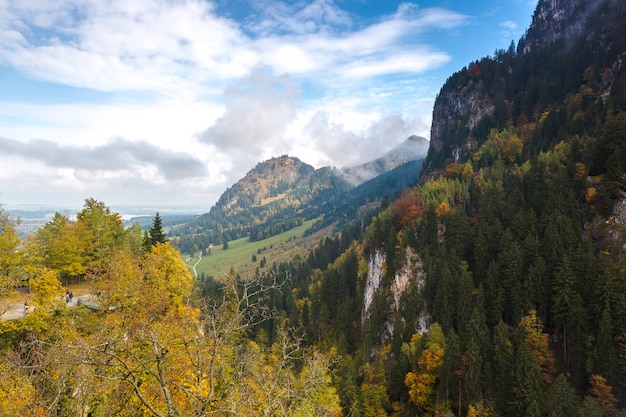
[521,0,588,54]
[218,155,315,211]
[339,135,429,186]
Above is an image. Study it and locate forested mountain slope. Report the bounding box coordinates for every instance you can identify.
[238,0,626,415]
[172,137,426,256]
[170,155,345,252]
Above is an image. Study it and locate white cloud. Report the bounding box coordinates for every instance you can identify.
[0,136,207,180]
[0,0,253,95]
[303,111,430,167]
[0,99,222,147]
[336,48,450,79]
[500,21,518,30]
[0,0,472,207]
[499,20,521,39]
[244,0,352,36]
[0,0,467,93]
[197,70,299,180]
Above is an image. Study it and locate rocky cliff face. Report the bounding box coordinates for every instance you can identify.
[521,0,586,53]
[429,88,494,156]
[425,0,621,173]
[363,247,427,340]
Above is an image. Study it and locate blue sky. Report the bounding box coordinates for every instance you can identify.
[0,0,537,208]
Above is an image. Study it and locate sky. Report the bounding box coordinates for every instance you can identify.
[0,0,538,209]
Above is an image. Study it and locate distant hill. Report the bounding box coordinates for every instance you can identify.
[170,156,346,254]
[170,144,425,256]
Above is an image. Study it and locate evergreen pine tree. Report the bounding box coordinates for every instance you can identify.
[548,374,578,417]
[148,212,167,246]
[510,325,543,416]
[493,320,513,415]
[596,306,619,385]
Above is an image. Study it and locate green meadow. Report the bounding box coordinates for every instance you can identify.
[184,218,328,279]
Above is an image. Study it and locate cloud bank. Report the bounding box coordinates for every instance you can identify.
[0,136,206,180]
[1,0,539,207]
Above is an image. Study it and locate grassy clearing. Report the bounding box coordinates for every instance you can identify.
[184,218,332,279]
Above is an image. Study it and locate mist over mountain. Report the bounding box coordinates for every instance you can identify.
[338,135,429,186]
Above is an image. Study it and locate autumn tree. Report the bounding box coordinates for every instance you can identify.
[76,198,127,274]
[0,206,23,316]
[518,310,555,384]
[435,201,451,218]
[392,190,426,228]
[12,244,341,416]
[26,212,86,284]
[29,268,64,312]
[589,375,618,417]
[0,357,46,417]
[404,323,445,416]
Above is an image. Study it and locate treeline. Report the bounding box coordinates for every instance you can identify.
[249,217,303,241]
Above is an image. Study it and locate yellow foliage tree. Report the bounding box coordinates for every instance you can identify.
[143,243,194,308]
[462,162,474,179]
[589,374,618,417]
[435,201,451,218]
[362,346,392,417]
[519,310,555,384]
[29,268,63,311]
[0,208,23,316]
[503,134,523,162]
[575,162,587,180]
[586,187,597,202]
[405,324,445,415]
[27,213,87,284]
[0,360,46,417]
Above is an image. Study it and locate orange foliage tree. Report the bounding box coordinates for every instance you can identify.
[589,374,618,417]
[392,191,426,228]
[435,201,451,218]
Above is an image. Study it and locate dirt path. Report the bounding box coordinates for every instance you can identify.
[185,252,202,277]
[1,294,98,321]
